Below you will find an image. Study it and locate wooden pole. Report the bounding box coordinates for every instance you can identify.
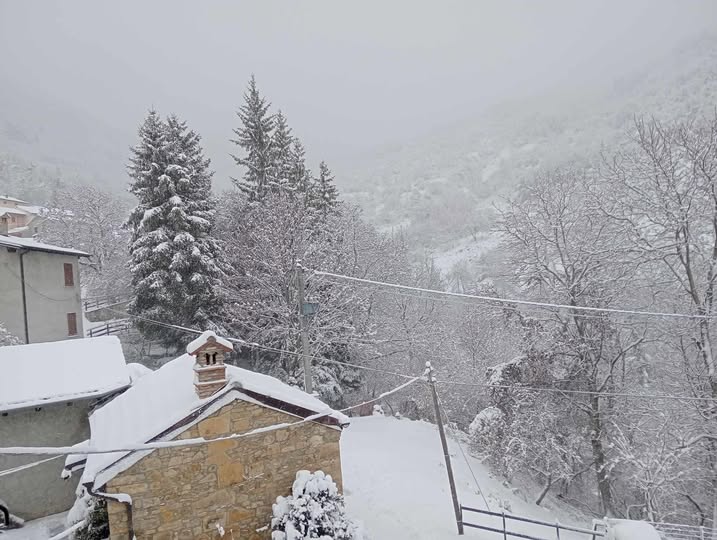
[427,362,464,535]
[297,261,313,394]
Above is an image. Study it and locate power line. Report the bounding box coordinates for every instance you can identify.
[109,308,717,403]
[0,376,423,456]
[0,455,62,477]
[369,287,659,326]
[436,378,717,403]
[107,308,417,380]
[313,270,715,321]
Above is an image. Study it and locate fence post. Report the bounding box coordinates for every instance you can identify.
[502,510,507,540]
[701,525,705,540]
[555,520,561,540]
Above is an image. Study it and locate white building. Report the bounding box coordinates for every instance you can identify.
[0,234,88,344]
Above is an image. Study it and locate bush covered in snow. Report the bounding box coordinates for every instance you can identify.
[271,470,362,540]
[0,324,21,347]
[469,406,506,453]
[69,494,109,540]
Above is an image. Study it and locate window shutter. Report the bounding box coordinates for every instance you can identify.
[64,263,74,287]
[67,313,77,336]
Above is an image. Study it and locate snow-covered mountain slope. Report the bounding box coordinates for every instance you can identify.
[339,35,717,251]
[342,416,593,539]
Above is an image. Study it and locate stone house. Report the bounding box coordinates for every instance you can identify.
[0,234,88,343]
[74,331,349,540]
[0,336,131,521]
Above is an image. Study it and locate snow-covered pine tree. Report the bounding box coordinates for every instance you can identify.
[309,161,340,219]
[126,111,223,346]
[231,75,274,201]
[270,110,295,194]
[290,138,313,196]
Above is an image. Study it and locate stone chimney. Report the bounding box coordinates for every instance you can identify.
[187,331,234,399]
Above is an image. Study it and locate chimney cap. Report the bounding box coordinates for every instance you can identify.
[186,331,233,356]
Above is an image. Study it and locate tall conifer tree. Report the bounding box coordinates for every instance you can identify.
[270,110,294,193]
[231,75,274,201]
[127,111,223,346]
[310,161,340,218]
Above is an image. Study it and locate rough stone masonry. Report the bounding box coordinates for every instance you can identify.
[105,400,343,539]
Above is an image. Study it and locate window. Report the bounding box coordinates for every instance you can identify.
[67,313,78,336]
[63,263,74,287]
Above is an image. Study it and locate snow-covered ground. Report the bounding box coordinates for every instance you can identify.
[5,416,596,540]
[342,415,595,540]
[432,233,501,276]
[0,512,67,539]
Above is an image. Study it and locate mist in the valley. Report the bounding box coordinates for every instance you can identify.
[1,0,715,189]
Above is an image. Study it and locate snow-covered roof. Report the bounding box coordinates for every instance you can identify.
[16,204,45,215]
[82,353,349,487]
[0,336,131,412]
[186,330,233,354]
[0,235,89,257]
[126,363,152,384]
[0,207,29,216]
[0,195,27,204]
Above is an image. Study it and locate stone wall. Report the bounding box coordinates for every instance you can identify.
[106,400,343,540]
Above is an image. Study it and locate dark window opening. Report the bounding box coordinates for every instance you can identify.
[67,313,78,336]
[63,263,74,287]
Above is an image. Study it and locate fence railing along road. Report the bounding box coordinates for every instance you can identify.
[87,319,131,338]
[83,294,130,313]
[460,506,605,540]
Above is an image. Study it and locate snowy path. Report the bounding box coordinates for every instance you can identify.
[0,512,67,539]
[342,416,595,540]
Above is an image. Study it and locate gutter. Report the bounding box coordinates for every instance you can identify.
[86,484,134,540]
[18,248,29,344]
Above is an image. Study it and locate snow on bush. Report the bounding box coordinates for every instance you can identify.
[469,406,505,440]
[0,324,21,347]
[68,491,109,540]
[271,470,362,540]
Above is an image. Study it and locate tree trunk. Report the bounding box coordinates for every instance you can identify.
[590,395,614,517]
[535,475,552,506]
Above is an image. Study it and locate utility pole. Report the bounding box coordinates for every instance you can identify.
[427,362,464,535]
[297,261,313,394]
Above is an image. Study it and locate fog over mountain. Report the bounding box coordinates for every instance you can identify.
[1,1,715,197]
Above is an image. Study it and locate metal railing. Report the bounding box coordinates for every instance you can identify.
[88,319,131,337]
[460,506,606,540]
[83,294,129,313]
[649,521,715,540]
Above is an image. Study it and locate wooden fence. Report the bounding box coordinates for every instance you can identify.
[87,319,131,337]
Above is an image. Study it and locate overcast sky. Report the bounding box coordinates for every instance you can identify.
[1,1,716,187]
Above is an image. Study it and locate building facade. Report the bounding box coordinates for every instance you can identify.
[0,235,88,343]
[0,195,46,238]
[78,332,348,540]
[106,399,343,540]
[0,337,131,521]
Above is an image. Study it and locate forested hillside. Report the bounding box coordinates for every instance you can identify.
[340,35,717,248]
